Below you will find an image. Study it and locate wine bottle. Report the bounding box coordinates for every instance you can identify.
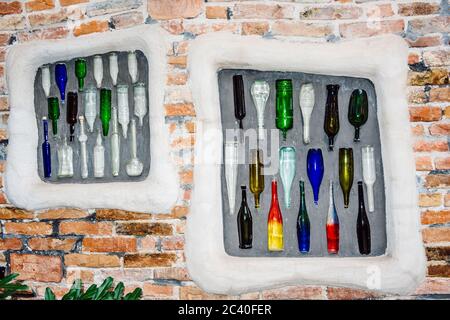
[47,97,59,136]
[339,148,354,208]
[224,140,239,215]
[268,179,283,251]
[100,88,112,136]
[109,53,119,86]
[233,75,246,130]
[66,92,78,142]
[299,83,315,144]
[75,58,87,92]
[356,181,371,255]
[249,149,264,209]
[348,89,368,142]
[93,55,103,89]
[93,130,105,178]
[323,84,340,151]
[297,180,310,253]
[78,116,88,179]
[126,118,143,177]
[128,51,138,84]
[276,79,293,140]
[84,87,96,133]
[41,65,51,98]
[41,117,51,178]
[57,136,73,178]
[307,148,324,205]
[55,63,67,104]
[326,180,339,254]
[251,80,269,140]
[133,83,147,127]
[279,146,296,208]
[111,107,120,177]
[117,84,130,138]
[237,186,253,249]
[362,145,376,212]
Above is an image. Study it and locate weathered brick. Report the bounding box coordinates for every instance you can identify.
[419,193,442,207]
[137,235,157,252]
[167,55,187,68]
[408,16,450,35]
[366,4,394,18]
[169,205,189,218]
[185,121,195,133]
[425,174,450,188]
[148,0,203,20]
[86,0,142,17]
[17,26,69,42]
[409,106,442,122]
[445,106,450,119]
[28,237,77,251]
[0,1,22,15]
[429,87,449,102]
[143,283,174,297]
[429,123,450,136]
[25,0,54,12]
[0,207,33,219]
[73,20,109,37]
[206,6,228,19]
[340,20,404,38]
[65,253,120,267]
[5,222,52,236]
[179,169,193,184]
[399,2,440,16]
[408,87,428,104]
[435,157,450,170]
[407,35,442,48]
[180,285,233,300]
[415,277,450,294]
[421,209,450,225]
[96,209,152,220]
[160,19,184,35]
[28,10,70,27]
[83,237,136,253]
[242,22,269,35]
[124,253,176,268]
[408,52,420,65]
[183,22,239,35]
[154,267,191,281]
[167,72,188,85]
[262,285,324,300]
[37,208,89,220]
[445,193,450,207]
[428,265,450,277]
[66,269,94,284]
[0,238,22,250]
[423,50,450,68]
[171,136,195,148]
[60,0,87,6]
[422,227,450,243]
[300,5,362,20]
[414,140,448,152]
[59,221,113,236]
[408,69,449,86]
[161,236,184,250]
[326,287,382,299]
[116,222,172,236]
[10,253,62,282]
[110,11,144,30]
[426,246,450,261]
[272,21,333,37]
[416,156,433,171]
[165,103,195,116]
[165,86,192,103]
[0,15,26,31]
[233,3,294,19]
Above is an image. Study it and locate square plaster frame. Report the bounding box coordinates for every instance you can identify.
[186,33,426,295]
[5,25,179,213]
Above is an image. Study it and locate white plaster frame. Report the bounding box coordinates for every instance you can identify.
[5,25,179,213]
[186,33,426,295]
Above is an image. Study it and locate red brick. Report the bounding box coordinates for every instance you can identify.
[205,6,228,19]
[425,174,450,188]
[398,2,440,16]
[415,277,450,294]
[428,265,450,277]
[233,3,294,19]
[408,52,420,65]
[25,0,54,12]
[165,103,195,117]
[171,136,195,148]
[167,72,188,85]
[4,222,52,236]
[17,26,69,42]
[60,0,87,6]
[95,209,152,220]
[160,19,184,35]
[10,253,62,282]
[413,140,448,152]
[124,253,176,268]
[28,10,70,27]
[28,237,76,251]
[242,22,269,36]
[426,246,450,261]
[326,287,382,299]
[409,106,442,122]
[445,193,450,207]
[408,16,450,35]
[419,193,442,207]
[407,35,442,48]
[411,124,425,136]
[161,236,184,250]
[429,87,449,102]
[366,4,394,18]
[0,238,22,250]
[179,285,233,300]
[179,169,193,184]
[116,222,173,236]
[0,207,33,219]
[0,1,22,15]
[445,106,450,119]
[143,283,174,297]
[340,20,404,38]
[416,156,433,171]
[154,267,191,281]
[66,269,94,284]
[435,157,450,170]
[272,21,333,37]
[65,253,120,267]
[183,22,239,36]
[148,0,203,20]
[82,237,136,253]
[421,209,450,225]
[73,20,108,37]
[167,55,187,68]
[37,208,89,219]
[262,285,324,300]
[423,49,450,67]
[185,121,195,133]
[59,221,113,236]
[422,227,450,243]
[110,11,143,30]
[0,48,5,63]
[0,15,25,31]
[429,123,450,136]
[169,205,189,218]
[300,6,362,20]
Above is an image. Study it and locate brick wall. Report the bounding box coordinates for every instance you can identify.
[0,0,448,300]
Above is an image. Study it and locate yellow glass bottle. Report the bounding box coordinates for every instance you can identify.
[249,149,264,208]
[268,179,283,251]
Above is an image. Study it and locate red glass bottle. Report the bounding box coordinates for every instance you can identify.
[268,179,283,251]
[326,180,339,254]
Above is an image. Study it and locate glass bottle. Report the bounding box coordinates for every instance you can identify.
[41,117,51,178]
[55,63,67,104]
[268,179,283,251]
[251,80,269,140]
[249,149,264,209]
[93,55,103,89]
[93,130,105,178]
[117,84,130,138]
[41,65,51,98]
[339,148,354,208]
[323,84,340,151]
[279,146,296,208]
[109,53,119,86]
[276,79,293,140]
[362,145,376,213]
[134,83,147,127]
[75,58,87,91]
[224,140,238,215]
[233,74,246,130]
[128,51,138,84]
[348,89,368,142]
[83,87,97,133]
[237,186,253,249]
[307,148,324,205]
[126,118,143,177]
[297,180,310,253]
[47,97,59,136]
[100,88,112,136]
[299,83,315,144]
[326,180,339,254]
[357,181,371,255]
[66,92,78,142]
[57,136,73,178]
[111,107,120,177]
[78,115,88,179]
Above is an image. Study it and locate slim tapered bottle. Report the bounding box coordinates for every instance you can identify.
[100,88,112,136]
[297,181,310,253]
[348,89,368,142]
[109,53,119,86]
[47,97,59,136]
[78,116,88,179]
[339,148,354,208]
[362,145,376,212]
[41,65,51,97]
[128,51,138,84]
[299,83,315,144]
[279,146,296,208]
[251,80,269,141]
[75,58,87,91]
[66,92,78,142]
[134,83,147,127]
[55,63,67,104]
[268,179,283,251]
[41,117,51,178]
[324,84,340,151]
[233,75,246,129]
[225,140,239,215]
[93,55,103,89]
[111,107,120,177]
[307,148,324,205]
[276,79,293,140]
[117,84,129,138]
[237,186,253,249]
[84,87,96,133]
[57,136,73,178]
[326,180,339,254]
[357,181,371,255]
[125,118,143,177]
[249,149,264,209]
[93,130,105,178]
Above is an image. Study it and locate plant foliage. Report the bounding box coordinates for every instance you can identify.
[0,273,29,300]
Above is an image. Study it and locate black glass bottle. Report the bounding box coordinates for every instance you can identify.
[66,92,78,142]
[323,84,340,151]
[356,181,371,255]
[233,75,246,129]
[237,185,253,249]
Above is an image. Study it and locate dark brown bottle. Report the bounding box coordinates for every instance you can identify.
[323,84,340,151]
[233,75,246,129]
[356,181,371,255]
[67,91,78,142]
[237,185,252,249]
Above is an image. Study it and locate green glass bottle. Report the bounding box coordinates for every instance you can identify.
[348,89,368,142]
[75,58,87,92]
[324,84,340,151]
[275,79,293,140]
[47,97,60,135]
[100,88,112,136]
[339,148,354,208]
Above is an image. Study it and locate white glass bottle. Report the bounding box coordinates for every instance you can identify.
[84,87,97,133]
[362,145,376,212]
[57,136,73,178]
[299,83,315,144]
[109,52,119,86]
[78,116,88,179]
[224,140,238,215]
[93,130,105,178]
[133,83,147,126]
[279,146,296,208]
[126,118,143,177]
[111,107,120,177]
[41,65,51,97]
[250,80,270,141]
[128,51,138,84]
[93,55,103,89]
[117,84,129,138]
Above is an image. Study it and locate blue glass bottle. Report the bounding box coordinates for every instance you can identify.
[297,180,310,253]
[55,63,68,103]
[307,148,324,205]
[41,117,51,178]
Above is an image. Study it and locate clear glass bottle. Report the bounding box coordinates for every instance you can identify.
[251,80,269,141]
[93,55,103,89]
[133,83,147,127]
[109,53,119,86]
[126,118,143,177]
[111,107,120,177]
[117,84,130,138]
[279,146,296,208]
[78,115,88,179]
[128,51,138,84]
[362,145,376,212]
[299,83,315,144]
[224,140,239,215]
[84,87,97,133]
[57,136,73,178]
[41,65,51,98]
[93,130,105,178]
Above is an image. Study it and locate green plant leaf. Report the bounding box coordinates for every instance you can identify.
[0,273,19,286]
[44,288,56,301]
[94,277,113,300]
[80,284,98,300]
[113,282,124,300]
[124,288,143,301]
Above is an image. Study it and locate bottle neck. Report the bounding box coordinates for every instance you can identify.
[271,180,278,204]
[358,183,365,211]
[43,120,48,141]
[299,181,306,210]
[241,188,247,204]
